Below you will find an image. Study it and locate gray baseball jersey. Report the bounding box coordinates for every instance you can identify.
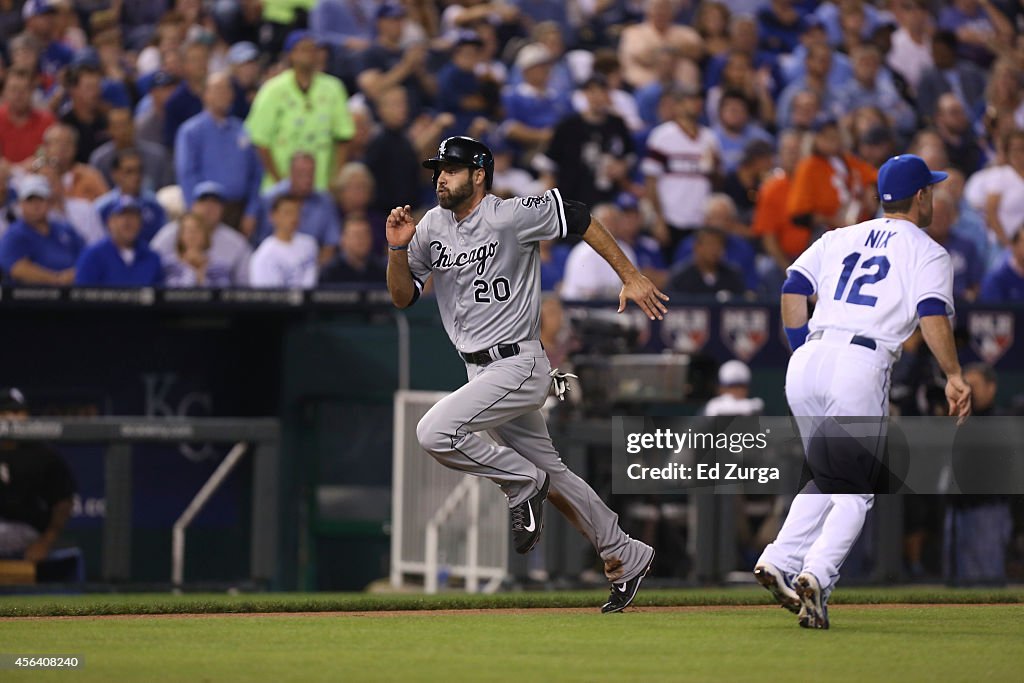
[408,188,653,585]
[407,190,569,353]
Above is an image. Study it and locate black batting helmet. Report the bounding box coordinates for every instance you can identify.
[422,136,494,189]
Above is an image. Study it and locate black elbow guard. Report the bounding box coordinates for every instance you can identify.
[563,199,591,236]
[407,277,423,306]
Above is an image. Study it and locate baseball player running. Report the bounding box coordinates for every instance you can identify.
[753,154,972,629]
[387,136,666,612]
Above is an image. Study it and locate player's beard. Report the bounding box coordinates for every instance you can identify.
[437,179,474,210]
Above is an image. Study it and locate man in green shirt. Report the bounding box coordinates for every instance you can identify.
[245,30,355,191]
[261,0,316,27]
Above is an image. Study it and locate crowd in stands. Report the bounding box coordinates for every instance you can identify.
[0,0,1021,303]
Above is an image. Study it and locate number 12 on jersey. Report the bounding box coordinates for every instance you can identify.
[833,252,891,307]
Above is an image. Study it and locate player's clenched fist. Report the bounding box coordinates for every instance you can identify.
[386,205,416,248]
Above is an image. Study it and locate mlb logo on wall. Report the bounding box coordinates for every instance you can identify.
[721,308,769,362]
[968,311,1014,364]
[660,307,709,353]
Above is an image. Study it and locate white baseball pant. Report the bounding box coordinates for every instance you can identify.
[758,330,892,592]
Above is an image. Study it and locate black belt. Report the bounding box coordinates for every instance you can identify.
[807,330,876,350]
[461,343,521,366]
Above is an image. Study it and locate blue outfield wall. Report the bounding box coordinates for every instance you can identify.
[1,292,1020,587]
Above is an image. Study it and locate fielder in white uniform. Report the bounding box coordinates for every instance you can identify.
[754,154,972,629]
[387,136,667,612]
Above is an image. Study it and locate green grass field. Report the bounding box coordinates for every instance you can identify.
[1,589,1022,682]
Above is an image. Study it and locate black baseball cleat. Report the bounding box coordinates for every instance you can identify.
[795,572,830,629]
[510,473,549,554]
[754,563,801,614]
[601,546,655,614]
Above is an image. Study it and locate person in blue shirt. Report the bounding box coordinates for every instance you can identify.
[68,47,132,109]
[509,1,572,44]
[226,42,262,120]
[0,175,82,285]
[712,90,774,175]
[309,0,377,56]
[133,71,179,150]
[257,152,341,266]
[164,41,210,148]
[775,43,842,129]
[928,190,983,301]
[505,22,575,104]
[617,192,668,289]
[356,3,435,119]
[979,230,1024,304]
[777,16,853,94]
[539,239,571,292]
[833,43,914,137]
[757,0,807,55]
[815,0,888,49]
[672,194,759,292]
[175,71,263,237]
[94,149,167,246]
[75,196,163,287]
[21,0,73,93]
[501,43,571,156]
[636,46,684,130]
[436,31,495,138]
[703,17,781,95]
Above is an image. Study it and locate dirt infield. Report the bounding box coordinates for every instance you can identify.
[1,603,1012,621]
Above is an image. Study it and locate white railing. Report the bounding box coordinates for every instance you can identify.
[390,391,508,593]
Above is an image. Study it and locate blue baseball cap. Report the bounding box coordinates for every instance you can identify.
[483,131,512,155]
[109,195,142,216]
[193,181,226,202]
[810,115,838,132]
[453,30,484,48]
[877,154,948,202]
[71,47,101,68]
[227,41,260,65]
[284,30,320,53]
[151,70,179,88]
[22,0,56,20]
[616,192,639,212]
[802,15,826,32]
[376,2,406,20]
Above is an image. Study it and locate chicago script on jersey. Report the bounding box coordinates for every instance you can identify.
[430,240,500,275]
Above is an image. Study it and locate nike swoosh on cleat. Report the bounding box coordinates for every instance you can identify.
[616,583,627,593]
[523,504,536,532]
